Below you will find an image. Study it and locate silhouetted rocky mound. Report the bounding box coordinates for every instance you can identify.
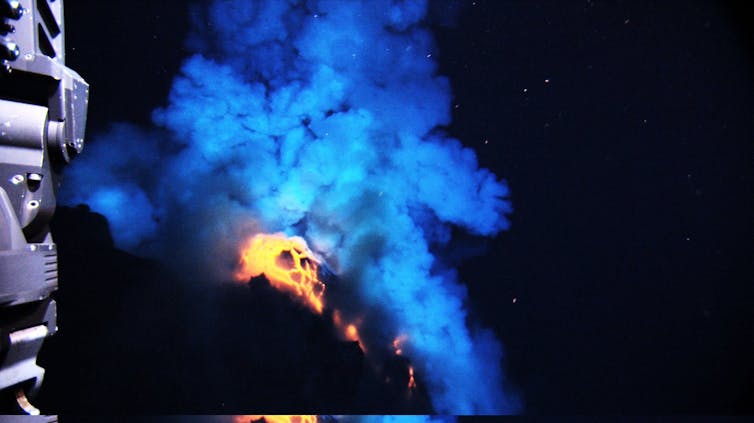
[36,206,432,413]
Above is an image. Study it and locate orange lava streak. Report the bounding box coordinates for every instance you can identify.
[235,233,325,313]
[233,416,317,423]
[393,335,417,391]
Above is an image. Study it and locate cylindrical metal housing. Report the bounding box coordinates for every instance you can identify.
[0,98,48,150]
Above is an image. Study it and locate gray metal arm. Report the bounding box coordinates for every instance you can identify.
[0,0,88,415]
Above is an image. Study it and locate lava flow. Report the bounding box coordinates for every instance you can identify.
[235,233,325,313]
[393,335,418,391]
[233,416,317,423]
[408,366,417,391]
[236,233,365,344]
[392,334,408,355]
[235,233,417,393]
[333,310,365,351]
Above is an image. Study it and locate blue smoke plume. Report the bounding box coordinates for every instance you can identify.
[62,0,519,414]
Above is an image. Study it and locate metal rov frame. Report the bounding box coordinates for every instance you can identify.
[0,0,88,415]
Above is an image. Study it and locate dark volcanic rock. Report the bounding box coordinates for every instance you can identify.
[35,206,431,414]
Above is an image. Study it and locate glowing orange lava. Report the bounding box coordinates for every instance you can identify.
[235,232,371,355]
[233,416,317,423]
[333,310,365,351]
[235,233,325,313]
[392,334,408,355]
[392,335,417,391]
